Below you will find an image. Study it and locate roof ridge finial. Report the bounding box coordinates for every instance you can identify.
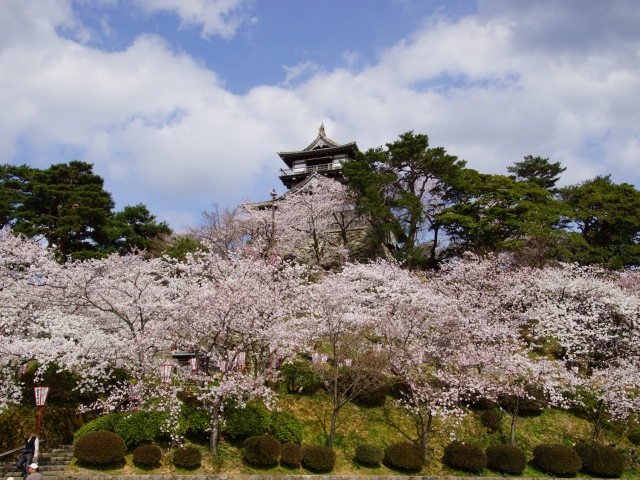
[319,122,325,136]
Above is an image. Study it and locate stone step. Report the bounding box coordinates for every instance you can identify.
[3,467,66,473]
[1,474,62,479]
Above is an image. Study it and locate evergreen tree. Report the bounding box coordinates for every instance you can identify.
[507,155,566,192]
[0,162,172,260]
[558,175,640,269]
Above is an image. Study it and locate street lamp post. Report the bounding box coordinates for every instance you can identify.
[34,386,49,437]
[270,189,277,246]
[128,383,139,412]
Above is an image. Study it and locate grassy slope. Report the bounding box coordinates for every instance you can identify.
[67,390,640,477]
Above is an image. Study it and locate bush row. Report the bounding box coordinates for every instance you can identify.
[73,431,202,468]
[443,440,626,477]
[74,423,629,477]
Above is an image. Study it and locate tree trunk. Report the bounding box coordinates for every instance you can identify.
[593,399,603,442]
[328,407,339,448]
[209,407,220,454]
[430,226,439,267]
[420,410,433,461]
[510,396,520,446]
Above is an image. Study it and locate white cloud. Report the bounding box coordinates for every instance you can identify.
[134,0,253,39]
[1,0,640,227]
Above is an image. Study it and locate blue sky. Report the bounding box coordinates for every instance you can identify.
[1,0,640,229]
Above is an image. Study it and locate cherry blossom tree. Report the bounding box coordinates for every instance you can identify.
[296,266,387,447]
[166,244,305,453]
[243,175,355,265]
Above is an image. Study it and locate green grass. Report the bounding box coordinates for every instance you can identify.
[69,390,639,476]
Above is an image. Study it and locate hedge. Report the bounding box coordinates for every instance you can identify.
[244,435,281,467]
[486,444,526,474]
[534,443,582,477]
[302,445,335,472]
[225,402,271,439]
[574,442,625,478]
[384,441,424,471]
[271,411,303,444]
[173,446,202,468]
[74,431,127,464]
[114,411,167,448]
[74,413,125,442]
[480,410,501,433]
[133,445,162,466]
[355,443,384,465]
[281,443,303,468]
[443,441,487,472]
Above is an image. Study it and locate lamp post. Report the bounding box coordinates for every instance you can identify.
[270,189,277,246]
[34,386,49,437]
[128,383,139,412]
[160,363,173,398]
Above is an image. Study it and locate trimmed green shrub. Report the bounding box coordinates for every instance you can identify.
[279,361,323,393]
[486,444,526,474]
[481,410,501,433]
[534,444,582,477]
[628,428,640,446]
[574,442,625,478]
[243,435,281,467]
[352,373,389,407]
[177,390,203,408]
[173,446,202,469]
[355,443,384,466]
[74,431,127,464]
[471,397,499,410]
[384,441,424,471]
[499,386,546,415]
[271,411,303,444]
[225,402,272,439]
[180,405,210,437]
[114,411,166,448]
[281,443,303,468]
[388,377,410,399]
[74,413,125,442]
[443,441,487,472]
[133,445,162,466]
[302,445,336,472]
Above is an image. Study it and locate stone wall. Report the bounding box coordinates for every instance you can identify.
[59,475,609,480]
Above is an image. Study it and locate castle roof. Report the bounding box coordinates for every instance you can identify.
[277,124,358,168]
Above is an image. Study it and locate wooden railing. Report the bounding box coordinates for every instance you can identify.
[279,163,342,177]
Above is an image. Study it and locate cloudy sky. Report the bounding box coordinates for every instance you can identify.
[2,0,639,229]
